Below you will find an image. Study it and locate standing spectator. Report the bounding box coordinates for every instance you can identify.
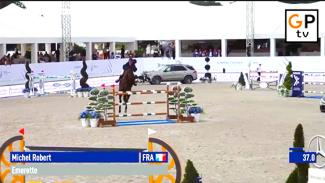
[171,43,176,60]
[146,44,151,57]
[121,45,125,58]
[55,49,60,62]
[92,50,98,60]
[159,44,164,57]
[111,52,115,59]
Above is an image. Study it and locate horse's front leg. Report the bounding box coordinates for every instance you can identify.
[124,94,130,113]
[119,95,122,113]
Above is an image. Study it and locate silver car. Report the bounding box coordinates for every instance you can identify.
[144,64,198,85]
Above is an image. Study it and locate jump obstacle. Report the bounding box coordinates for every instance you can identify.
[0,134,182,183]
[302,72,325,96]
[26,71,78,97]
[240,71,283,90]
[98,82,194,127]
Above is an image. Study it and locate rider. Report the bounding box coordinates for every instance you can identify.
[115,55,137,83]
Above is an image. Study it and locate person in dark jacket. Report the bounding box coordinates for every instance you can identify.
[121,45,125,58]
[115,58,137,83]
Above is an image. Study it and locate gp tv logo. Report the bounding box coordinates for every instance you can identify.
[285,9,319,42]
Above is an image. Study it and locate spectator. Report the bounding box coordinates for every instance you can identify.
[146,44,151,57]
[44,51,51,62]
[121,45,125,58]
[171,43,176,60]
[217,48,221,57]
[208,49,213,57]
[92,50,98,60]
[159,45,164,57]
[55,49,60,62]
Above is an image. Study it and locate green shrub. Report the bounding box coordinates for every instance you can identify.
[238,72,246,86]
[285,124,309,183]
[286,167,298,183]
[182,160,200,183]
[283,62,293,90]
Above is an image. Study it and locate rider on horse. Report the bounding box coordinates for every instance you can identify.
[115,56,137,83]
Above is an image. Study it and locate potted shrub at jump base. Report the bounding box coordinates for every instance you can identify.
[22,88,30,98]
[85,86,115,127]
[76,87,93,98]
[79,110,91,127]
[169,86,203,122]
[76,88,84,97]
[89,111,100,128]
[187,106,203,122]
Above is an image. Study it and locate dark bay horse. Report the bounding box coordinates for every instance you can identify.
[118,67,136,113]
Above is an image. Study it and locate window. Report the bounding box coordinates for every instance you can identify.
[171,66,186,71]
[227,39,246,57]
[180,40,221,57]
[186,66,195,70]
[276,39,320,56]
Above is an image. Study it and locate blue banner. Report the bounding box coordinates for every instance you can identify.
[10,151,141,163]
[291,71,304,97]
[289,148,317,163]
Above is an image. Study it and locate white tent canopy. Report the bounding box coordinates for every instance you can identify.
[0,1,324,42]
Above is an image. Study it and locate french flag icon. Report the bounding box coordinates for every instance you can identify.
[155,153,167,162]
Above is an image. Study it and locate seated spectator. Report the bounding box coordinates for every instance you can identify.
[208,49,213,57]
[44,51,51,62]
[198,49,202,57]
[0,55,6,65]
[217,48,221,57]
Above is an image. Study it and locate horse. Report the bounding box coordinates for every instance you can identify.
[118,67,136,113]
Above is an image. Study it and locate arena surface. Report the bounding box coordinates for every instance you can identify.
[1,83,325,182]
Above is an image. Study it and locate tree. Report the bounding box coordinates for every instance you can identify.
[182,160,200,183]
[238,72,246,86]
[283,62,293,90]
[286,124,309,183]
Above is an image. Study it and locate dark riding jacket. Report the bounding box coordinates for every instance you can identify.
[123,62,137,72]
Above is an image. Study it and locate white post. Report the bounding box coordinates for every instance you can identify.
[133,41,138,51]
[221,39,227,57]
[86,42,92,61]
[270,38,276,57]
[0,44,6,57]
[45,43,51,54]
[20,44,26,57]
[175,39,181,59]
[59,43,65,62]
[31,43,38,63]
[110,42,116,58]
[321,36,325,56]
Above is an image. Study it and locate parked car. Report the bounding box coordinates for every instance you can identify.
[320,96,325,112]
[143,64,197,85]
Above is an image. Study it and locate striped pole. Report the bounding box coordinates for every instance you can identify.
[115,90,168,95]
[111,112,167,117]
[304,73,325,77]
[303,91,325,94]
[117,101,167,106]
[303,82,325,85]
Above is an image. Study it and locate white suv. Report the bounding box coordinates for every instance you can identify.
[144,64,198,85]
